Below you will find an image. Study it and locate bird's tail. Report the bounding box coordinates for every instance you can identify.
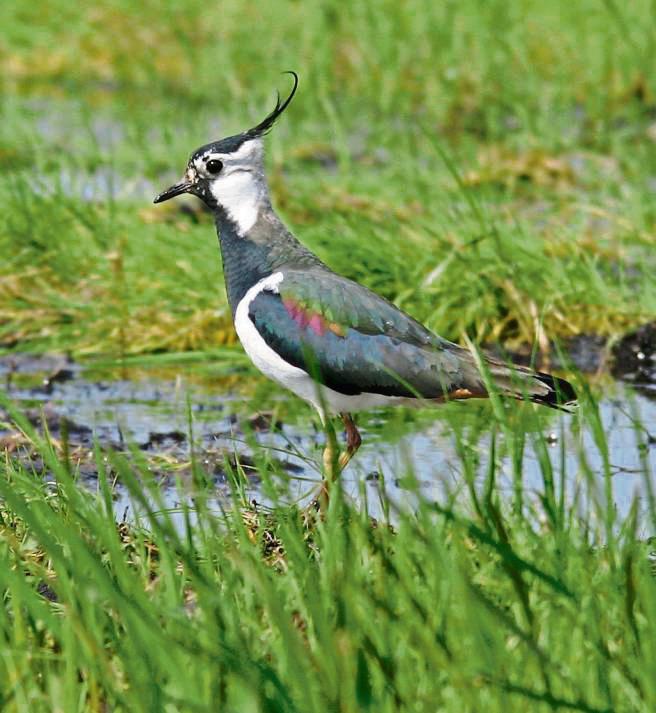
[482,356,577,411]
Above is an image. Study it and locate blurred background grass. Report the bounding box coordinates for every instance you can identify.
[1,0,655,357]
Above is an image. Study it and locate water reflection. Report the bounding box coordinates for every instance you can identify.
[1,355,654,531]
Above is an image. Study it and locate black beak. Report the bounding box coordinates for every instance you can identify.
[153,180,193,204]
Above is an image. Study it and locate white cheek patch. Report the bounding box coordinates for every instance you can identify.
[210,171,260,234]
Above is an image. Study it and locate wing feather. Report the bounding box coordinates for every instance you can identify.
[248,270,479,399]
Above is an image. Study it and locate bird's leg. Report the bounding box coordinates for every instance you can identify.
[317,418,340,509]
[322,424,339,481]
[338,412,361,471]
[313,414,360,512]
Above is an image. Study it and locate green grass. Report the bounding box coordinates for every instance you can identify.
[1,0,656,356]
[1,2,656,710]
[0,385,655,711]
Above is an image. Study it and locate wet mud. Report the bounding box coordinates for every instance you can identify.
[0,353,304,494]
[1,335,655,525]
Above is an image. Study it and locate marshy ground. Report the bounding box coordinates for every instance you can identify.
[1,1,656,711]
[1,346,654,527]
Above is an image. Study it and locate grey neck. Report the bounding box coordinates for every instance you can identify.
[215,204,325,316]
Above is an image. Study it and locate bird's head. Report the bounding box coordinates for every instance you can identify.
[154,71,298,234]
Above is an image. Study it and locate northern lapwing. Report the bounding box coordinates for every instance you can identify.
[154,72,576,498]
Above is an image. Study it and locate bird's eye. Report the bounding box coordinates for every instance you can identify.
[206,159,223,175]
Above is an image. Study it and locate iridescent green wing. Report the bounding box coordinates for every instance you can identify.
[248,268,478,398]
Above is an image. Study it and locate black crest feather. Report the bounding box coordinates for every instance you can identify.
[245,71,298,139]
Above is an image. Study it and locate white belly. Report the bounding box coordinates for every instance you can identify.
[233,273,411,417]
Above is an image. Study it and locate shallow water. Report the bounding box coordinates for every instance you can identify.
[2,353,655,533]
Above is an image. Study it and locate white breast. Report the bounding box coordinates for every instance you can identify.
[234,272,318,405]
[234,272,415,418]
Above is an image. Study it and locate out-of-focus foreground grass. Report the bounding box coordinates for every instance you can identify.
[0,388,653,712]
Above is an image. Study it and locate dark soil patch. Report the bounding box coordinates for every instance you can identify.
[612,322,656,396]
